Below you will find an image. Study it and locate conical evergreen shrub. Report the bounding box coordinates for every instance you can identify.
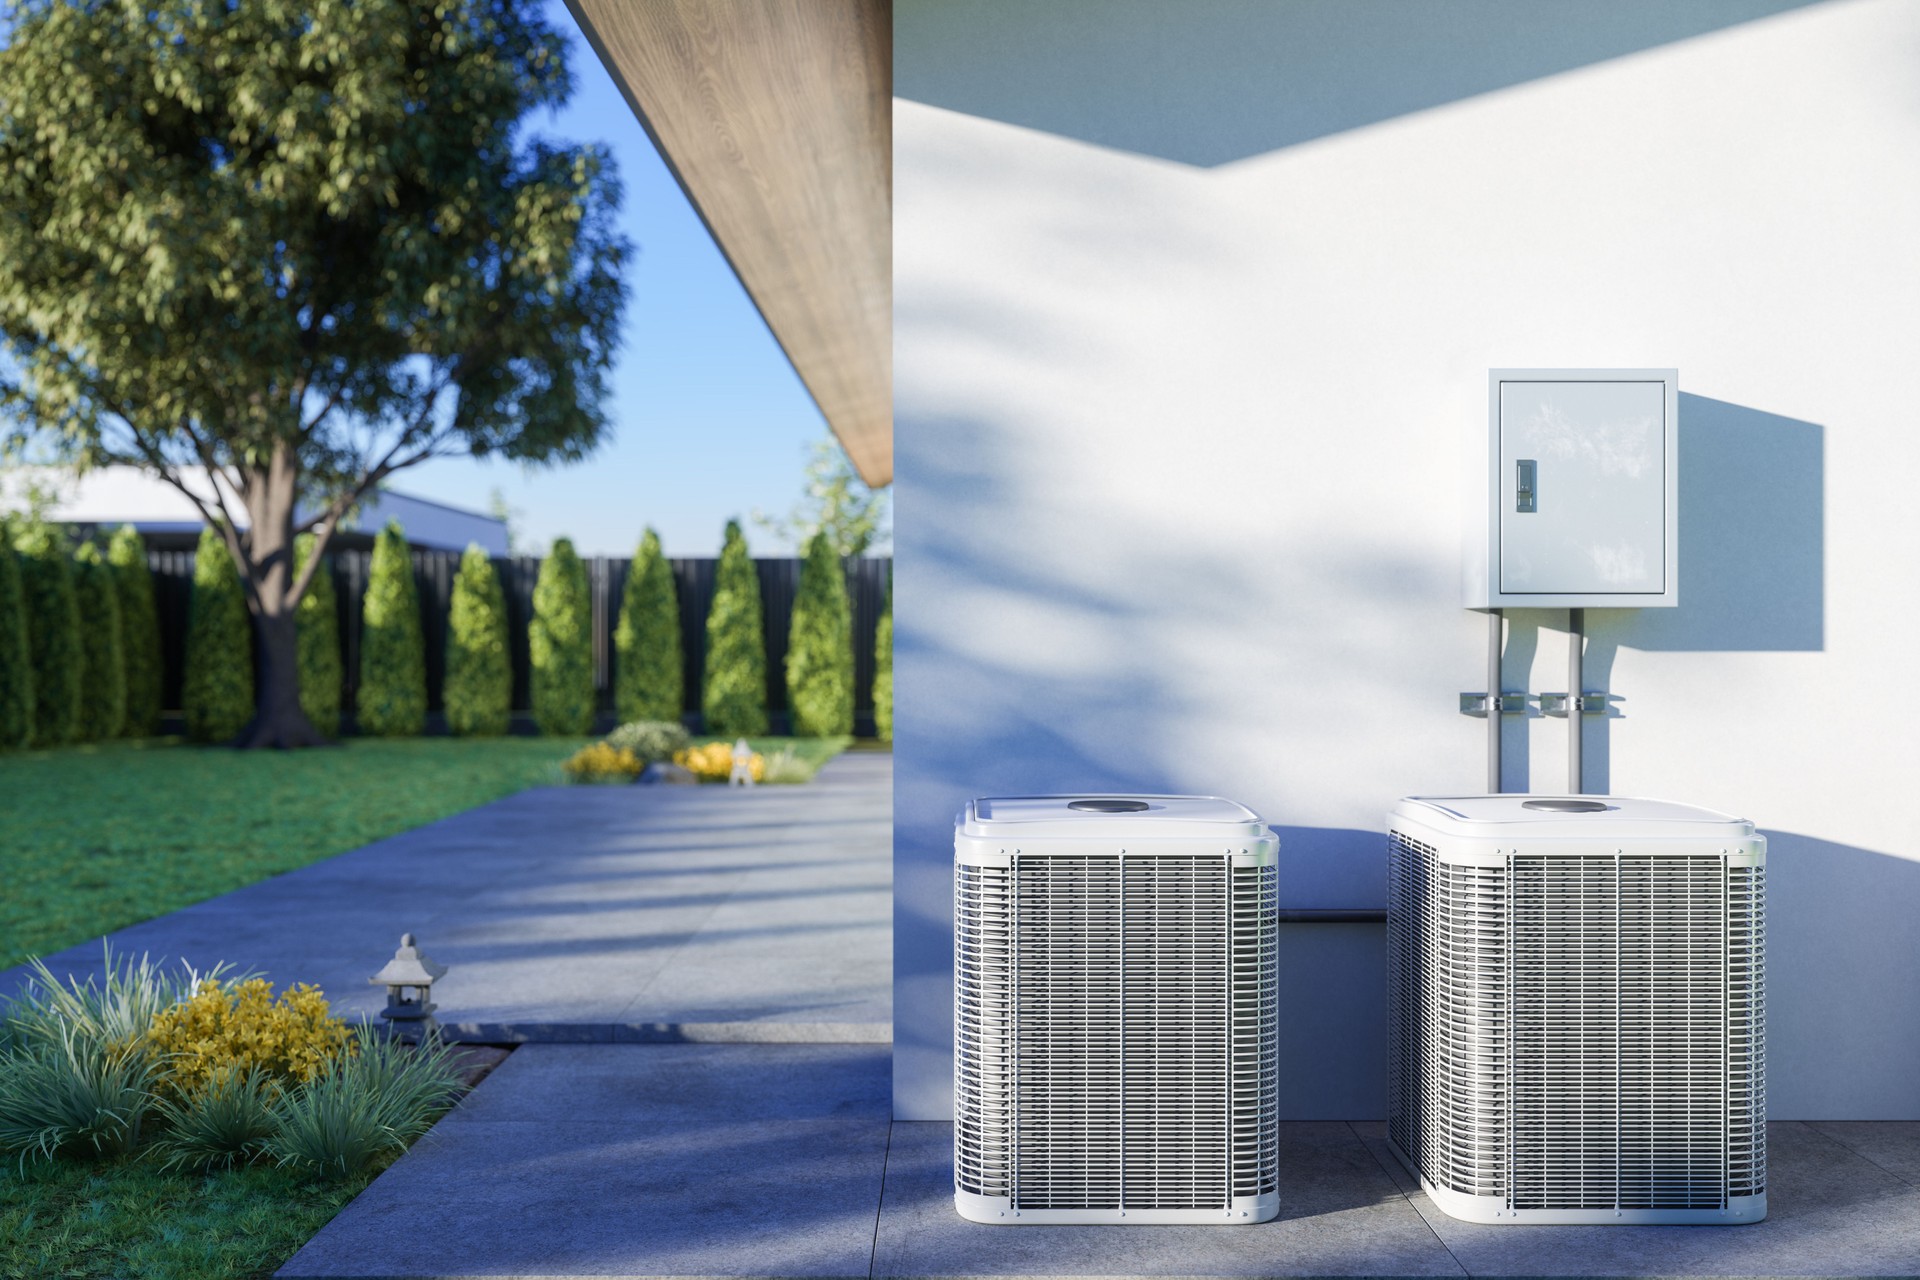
[294,534,342,736]
[445,543,512,736]
[107,526,162,737]
[183,526,253,744]
[73,544,126,741]
[530,537,593,735]
[701,520,767,737]
[16,524,81,746]
[357,521,426,736]
[786,531,852,736]
[0,545,31,749]
[874,582,892,742]
[613,528,682,724]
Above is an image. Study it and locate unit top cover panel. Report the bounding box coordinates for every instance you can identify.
[1394,794,1754,841]
[961,794,1266,839]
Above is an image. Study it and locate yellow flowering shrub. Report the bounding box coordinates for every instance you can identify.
[673,741,764,783]
[147,978,352,1096]
[562,741,645,783]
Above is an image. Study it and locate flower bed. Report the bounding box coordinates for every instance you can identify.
[0,950,479,1278]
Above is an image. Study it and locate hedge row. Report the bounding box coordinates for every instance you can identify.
[0,523,166,750]
[3,520,892,748]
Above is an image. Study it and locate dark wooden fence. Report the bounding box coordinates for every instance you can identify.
[147,549,893,737]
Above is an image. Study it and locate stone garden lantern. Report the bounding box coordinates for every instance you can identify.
[371,932,448,1042]
[729,737,757,788]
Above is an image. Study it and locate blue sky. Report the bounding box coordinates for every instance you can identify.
[403,0,856,558]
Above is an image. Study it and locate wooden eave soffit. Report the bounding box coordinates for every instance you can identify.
[565,0,893,487]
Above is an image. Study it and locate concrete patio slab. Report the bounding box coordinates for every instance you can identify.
[1358,1120,1920,1277]
[870,1121,1464,1278]
[2,752,891,1043]
[277,1043,894,1279]
[1805,1121,1920,1188]
[290,1099,1920,1278]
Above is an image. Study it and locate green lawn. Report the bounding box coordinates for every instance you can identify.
[0,737,589,971]
[0,1156,376,1280]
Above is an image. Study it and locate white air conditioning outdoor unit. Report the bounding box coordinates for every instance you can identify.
[953,795,1280,1225]
[1388,795,1766,1224]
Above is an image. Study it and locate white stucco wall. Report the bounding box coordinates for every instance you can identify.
[894,0,1920,1121]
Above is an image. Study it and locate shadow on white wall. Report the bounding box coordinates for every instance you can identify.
[897,0,1822,166]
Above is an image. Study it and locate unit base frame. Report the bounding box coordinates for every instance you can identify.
[955,1190,1279,1226]
[1387,1130,1767,1224]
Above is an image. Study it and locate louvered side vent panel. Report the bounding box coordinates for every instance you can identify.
[1122,856,1229,1210]
[1511,855,1626,1210]
[1230,862,1280,1199]
[1013,856,1124,1210]
[1388,832,1507,1199]
[1510,854,1742,1213]
[1727,864,1766,1199]
[954,863,1014,1199]
[1619,855,1727,1211]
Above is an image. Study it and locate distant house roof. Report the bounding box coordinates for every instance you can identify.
[22,466,509,557]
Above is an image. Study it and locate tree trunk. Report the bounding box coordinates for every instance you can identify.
[233,441,331,748]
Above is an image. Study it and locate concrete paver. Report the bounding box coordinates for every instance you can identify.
[2,752,892,1043]
[277,1044,894,1279]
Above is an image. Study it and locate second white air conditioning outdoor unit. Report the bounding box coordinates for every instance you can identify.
[1388,795,1766,1224]
[954,795,1280,1224]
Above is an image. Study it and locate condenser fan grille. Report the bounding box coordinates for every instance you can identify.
[1389,832,1766,1216]
[954,853,1278,1214]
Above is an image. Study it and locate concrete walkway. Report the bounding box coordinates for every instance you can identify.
[3,751,892,1042]
[281,1052,1920,1279]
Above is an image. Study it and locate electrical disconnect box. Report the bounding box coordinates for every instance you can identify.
[1465,369,1678,609]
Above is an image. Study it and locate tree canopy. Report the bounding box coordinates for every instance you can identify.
[0,0,629,746]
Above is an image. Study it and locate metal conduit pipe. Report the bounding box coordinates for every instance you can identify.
[1488,608,1503,792]
[1568,606,1584,794]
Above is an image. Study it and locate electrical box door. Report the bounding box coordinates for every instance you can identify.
[1469,370,1678,608]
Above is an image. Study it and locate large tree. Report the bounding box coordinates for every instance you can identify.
[0,0,628,747]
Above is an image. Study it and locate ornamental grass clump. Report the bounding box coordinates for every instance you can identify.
[264,1029,464,1181]
[146,978,352,1099]
[148,1064,280,1173]
[604,719,690,763]
[562,741,644,784]
[0,950,197,1166]
[761,746,813,785]
[0,1028,158,1165]
[4,950,216,1056]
